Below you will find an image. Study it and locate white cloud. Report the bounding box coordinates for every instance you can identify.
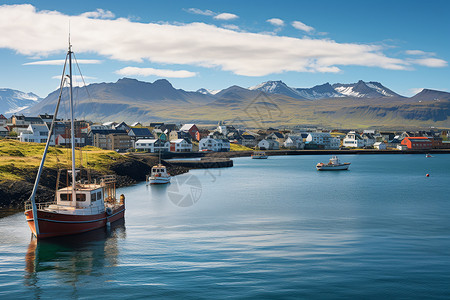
[184,8,214,16]
[411,58,447,68]
[51,75,97,80]
[80,9,115,19]
[405,50,436,56]
[51,75,96,88]
[23,59,102,66]
[0,4,446,77]
[222,24,240,31]
[292,21,314,33]
[267,18,284,27]
[116,67,197,78]
[214,13,238,21]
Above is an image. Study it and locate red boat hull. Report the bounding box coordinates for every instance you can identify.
[24,205,125,239]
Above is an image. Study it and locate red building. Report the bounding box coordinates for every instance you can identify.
[401,137,432,149]
[179,124,199,141]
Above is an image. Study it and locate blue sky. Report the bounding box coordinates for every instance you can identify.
[1,0,449,97]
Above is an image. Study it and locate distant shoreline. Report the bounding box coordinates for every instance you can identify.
[147,149,450,160]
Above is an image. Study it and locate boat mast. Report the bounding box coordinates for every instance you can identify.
[68,39,77,207]
[28,54,69,237]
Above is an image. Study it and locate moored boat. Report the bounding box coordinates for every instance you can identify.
[251,151,268,159]
[24,40,125,239]
[316,156,350,171]
[147,164,171,184]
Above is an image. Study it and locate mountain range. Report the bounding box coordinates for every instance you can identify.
[4,78,450,129]
[0,88,42,116]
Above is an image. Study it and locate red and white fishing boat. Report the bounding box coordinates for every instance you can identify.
[24,40,125,239]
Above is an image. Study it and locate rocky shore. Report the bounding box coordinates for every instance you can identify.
[0,155,189,209]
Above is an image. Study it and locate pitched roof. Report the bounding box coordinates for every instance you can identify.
[129,127,152,136]
[180,124,196,131]
[90,129,128,135]
[270,132,284,138]
[29,124,49,132]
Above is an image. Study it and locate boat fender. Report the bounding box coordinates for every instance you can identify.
[120,194,125,205]
[106,207,113,215]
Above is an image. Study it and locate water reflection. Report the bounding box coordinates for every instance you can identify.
[24,220,125,292]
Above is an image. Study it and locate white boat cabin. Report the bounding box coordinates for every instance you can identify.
[53,184,105,211]
[151,165,169,177]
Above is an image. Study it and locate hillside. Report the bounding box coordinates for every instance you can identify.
[0,139,188,208]
[17,78,450,129]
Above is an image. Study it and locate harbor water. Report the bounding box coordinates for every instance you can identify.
[1,154,450,299]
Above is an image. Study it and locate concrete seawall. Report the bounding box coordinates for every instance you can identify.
[169,158,233,169]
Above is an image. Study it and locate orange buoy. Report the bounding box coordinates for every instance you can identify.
[426,174,430,177]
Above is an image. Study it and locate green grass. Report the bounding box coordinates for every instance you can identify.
[230,144,253,151]
[0,139,127,182]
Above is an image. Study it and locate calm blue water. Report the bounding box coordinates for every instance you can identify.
[1,154,450,299]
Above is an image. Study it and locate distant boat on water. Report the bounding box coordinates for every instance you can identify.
[251,151,268,159]
[147,164,171,184]
[316,156,350,171]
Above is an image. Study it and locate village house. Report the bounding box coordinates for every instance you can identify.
[258,139,279,150]
[170,139,193,152]
[128,127,154,147]
[89,129,132,151]
[199,136,230,152]
[114,121,130,132]
[0,126,8,137]
[0,114,8,126]
[284,135,305,149]
[342,131,365,148]
[401,137,432,150]
[169,130,191,142]
[266,132,285,145]
[241,133,257,147]
[306,132,340,149]
[19,124,55,145]
[361,133,376,148]
[180,124,200,141]
[55,134,85,146]
[373,141,387,150]
[135,139,170,153]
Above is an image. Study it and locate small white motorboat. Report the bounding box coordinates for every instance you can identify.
[147,164,171,184]
[251,151,268,159]
[316,156,350,171]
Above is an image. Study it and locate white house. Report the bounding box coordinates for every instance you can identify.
[343,131,365,148]
[284,135,305,149]
[199,136,230,152]
[305,132,340,149]
[135,139,170,152]
[361,133,376,147]
[258,139,279,150]
[55,134,85,146]
[373,142,387,150]
[170,139,193,152]
[0,126,8,137]
[19,124,55,145]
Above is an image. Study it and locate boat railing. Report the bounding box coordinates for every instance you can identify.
[24,201,56,211]
[101,175,116,186]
